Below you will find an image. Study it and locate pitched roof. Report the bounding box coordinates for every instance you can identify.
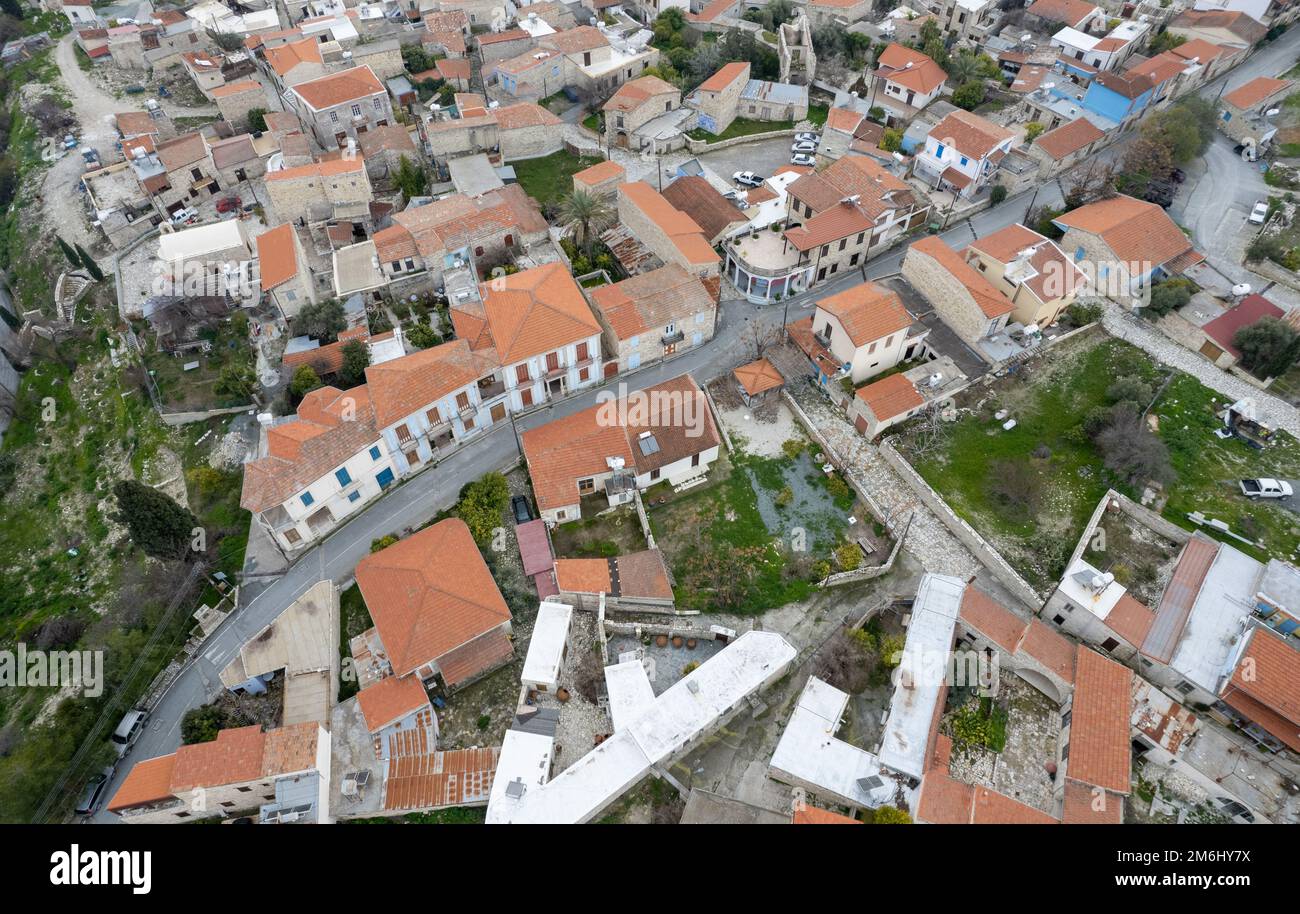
[107,754,177,811]
[662,175,747,241]
[733,357,784,397]
[541,25,610,55]
[240,385,381,512]
[1067,647,1133,795]
[1062,778,1124,823]
[355,519,513,678]
[815,280,914,347]
[1221,625,1300,751]
[356,674,432,732]
[792,805,862,824]
[908,235,1015,319]
[155,131,207,171]
[603,75,679,112]
[364,337,497,429]
[855,372,923,423]
[265,154,366,183]
[619,181,720,266]
[959,585,1026,652]
[1202,293,1284,359]
[874,43,947,95]
[493,101,563,130]
[966,223,1085,305]
[292,65,384,110]
[256,223,298,292]
[1053,194,1197,271]
[1102,593,1156,648]
[697,61,749,94]
[1143,534,1219,663]
[210,79,262,99]
[1027,0,1098,26]
[455,261,600,365]
[928,109,1015,160]
[1033,116,1105,160]
[1020,619,1077,685]
[588,263,715,341]
[573,159,625,186]
[824,105,864,134]
[264,35,322,76]
[357,124,417,157]
[1223,76,1292,110]
[1169,8,1266,43]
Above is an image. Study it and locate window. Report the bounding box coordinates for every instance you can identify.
[579,366,590,381]
[665,322,675,334]
[463,415,475,431]
[1052,614,1065,625]
[868,341,877,354]
[650,468,660,480]
[838,239,846,251]
[578,477,595,493]
[546,352,560,372]
[426,407,440,425]
[516,363,530,384]
[373,98,382,110]
[352,104,362,117]
[520,388,533,407]
[1061,710,1072,728]
[335,467,352,487]
[1100,637,1120,652]
[820,245,829,257]
[369,446,381,460]
[330,111,339,122]
[695,312,705,324]
[959,156,968,167]
[237,786,251,793]
[856,233,864,245]
[691,453,700,467]
[557,509,567,520]
[935,143,945,157]
[301,492,314,507]
[456,392,471,410]
[348,491,361,503]
[577,341,589,361]
[1175,680,1196,694]
[285,529,301,545]
[1074,246,1085,262]
[1060,742,1070,760]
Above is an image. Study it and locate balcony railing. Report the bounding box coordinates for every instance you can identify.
[661,329,685,346]
[477,378,506,399]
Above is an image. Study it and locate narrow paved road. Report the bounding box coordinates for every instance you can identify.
[89,29,1300,820]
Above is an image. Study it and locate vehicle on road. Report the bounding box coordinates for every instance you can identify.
[1249,201,1269,224]
[111,709,148,757]
[75,767,115,816]
[511,494,534,524]
[170,206,198,225]
[733,171,764,187]
[791,152,815,166]
[1240,478,1292,498]
[790,140,817,153]
[795,132,819,143]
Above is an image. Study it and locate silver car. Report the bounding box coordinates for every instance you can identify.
[791,140,818,154]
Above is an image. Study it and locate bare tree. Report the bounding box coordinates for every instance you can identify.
[741,319,782,360]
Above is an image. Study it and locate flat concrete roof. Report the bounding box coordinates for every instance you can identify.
[521,601,572,690]
[604,658,656,731]
[1170,544,1261,692]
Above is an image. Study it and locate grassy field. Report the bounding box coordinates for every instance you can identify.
[686,116,792,143]
[139,322,252,412]
[512,150,604,206]
[901,330,1300,590]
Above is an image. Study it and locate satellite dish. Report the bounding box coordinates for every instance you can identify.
[1232,283,1252,297]
[1266,108,1281,117]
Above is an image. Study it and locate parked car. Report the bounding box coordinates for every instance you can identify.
[790,140,818,153]
[75,766,115,816]
[795,132,819,143]
[1249,201,1269,224]
[1240,478,1293,498]
[1170,168,1186,184]
[511,494,534,524]
[111,709,147,757]
[215,195,242,214]
[1143,181,1175,209]
[791,152,816,166]
[732,171,764,188]
[170,206,198,225]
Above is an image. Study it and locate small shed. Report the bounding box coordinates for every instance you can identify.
[733,357,785,406]
[521,601,573,692]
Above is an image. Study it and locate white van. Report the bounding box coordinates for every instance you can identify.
[111,709,147,757]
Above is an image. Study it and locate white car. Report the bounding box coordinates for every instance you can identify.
[795,132,819,143]
[791,140,818,153]
[1249,201,1269,224]
[170,206,198,225]
[733,171,764,188]
[791,152,815,166]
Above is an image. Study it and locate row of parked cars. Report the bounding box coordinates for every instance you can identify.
[75,708,149,816]
[731,132,822,189]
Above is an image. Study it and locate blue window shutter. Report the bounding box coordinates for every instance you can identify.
[960,156,968,166]
[1074,246,1085,262]
[369,446,381,460]
[348,491,361,503]
[301,492,314,507]
[336,467,352,487]
[935,143,945,157]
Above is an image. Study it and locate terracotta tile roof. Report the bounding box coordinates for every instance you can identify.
[356,519,513,679]
[619,181,720,266]
[457,261,600,365]
[792,805,862,824]
[364,337,496,429]
[1223,76,1291,110]
[241,385,382,513]
[603,75,679,112]
[1172,38,1228,63]
[733,357,784,397]
[1204,293,1285,359]
[436,626,514,687]
[815,280,914,347]
[107,755,177,811]
[574,159,625,186]
[697,61,749,94]
[424,9,469,32]
[875,43,947,95]
[918,765,1058,823]
[385,184,546,266]
[555,557,612,594]
[909,235,1015,319]
[1033,117,1105,160]
[541,25,609,55]
[1062,778,1124,823]
[686,0,735,21]
[169,725,267,793]
[616,549,675,601]
[211,79,261,99]
[383,746,498,811]
[292,65,384,110]
[282,327,383,377]
[1068,647,1133,795]
[662,175,747,242]
[493,101,562,130]
[476,26,529,45]
[435,57,471,81]
[1170,8,1266,43]
[516,518,554,576]
[1093,69,1154,99]
[1129,51,1191,86]
[357,674,432,732]
[855,372,923,423]
[1143,534,1219,663]
[260,722,321,776]
[966,223,1085,305]
[1027,0,1098,26]
[588,263,715,341]
[522,374,720,510]
[1054,193,1202,269]
[928,109,1014,160]
[358,124,417,158]
[265,35,322,76]
[1221,625,1300,751]
[155,131,207,172]
[1020,619,1077,685]
[1092,36,1129,52]
[971,786,1059,824]
[959,585,1026,652]
[116,110,159,137]
[1098,593,1154,648]
[784,201,874,252]
[257,223,298,291]
[265,155,366,183]
[825,106,864,134]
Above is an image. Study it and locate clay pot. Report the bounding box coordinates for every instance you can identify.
[672,636,683,648]
[655,634,669,647]
[556,687,570,702]
[686,638,697,650]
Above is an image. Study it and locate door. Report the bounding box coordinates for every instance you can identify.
[628,352,640,370]
[490,402,506,423]
[376,468,395,489]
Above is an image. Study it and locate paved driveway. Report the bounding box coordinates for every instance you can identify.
[696,136,804,184]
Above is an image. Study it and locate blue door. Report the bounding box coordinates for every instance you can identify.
[376,468,395,489]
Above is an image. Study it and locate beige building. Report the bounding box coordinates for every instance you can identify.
[902,235,1015,353]
[1025,117,1107,178]
[687,61,749,136]
[964,223,1086,329]
[572,159,625,197]
[603,75,683,151]
[1219,76,1294,150]
[793,281,918,384]
[288,65,395,149]
[212,80,267,130]
[587,263,717,372]
[616,181,721,281]
[265,155,373,227]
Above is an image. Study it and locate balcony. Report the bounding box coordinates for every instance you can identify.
[661,329,685,346]
[726,228,804,280]
[477,376,506,400]
[544,362,567,379]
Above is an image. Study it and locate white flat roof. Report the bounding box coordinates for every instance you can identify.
[485,728,555,823]
[1060,557,1126,622]
[604,658,656,731]
[878,574,963,781]
[769,677,894,808]
[489,630,796,823]
[1170,544,1261,692]
[521,601,572,689]
[158,220,247,261]
[1053,26,1099,50]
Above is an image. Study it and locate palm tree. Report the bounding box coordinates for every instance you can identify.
[945,51,981,86]
[557,188,614,259]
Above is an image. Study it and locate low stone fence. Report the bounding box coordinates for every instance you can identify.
[685,126,795,155]
[1248,257,1300,293]
[879,437,1044,609]
[821,512,911,588]
[159,403,254,426]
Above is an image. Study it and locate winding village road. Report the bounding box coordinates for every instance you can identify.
[83,29,1300,821]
